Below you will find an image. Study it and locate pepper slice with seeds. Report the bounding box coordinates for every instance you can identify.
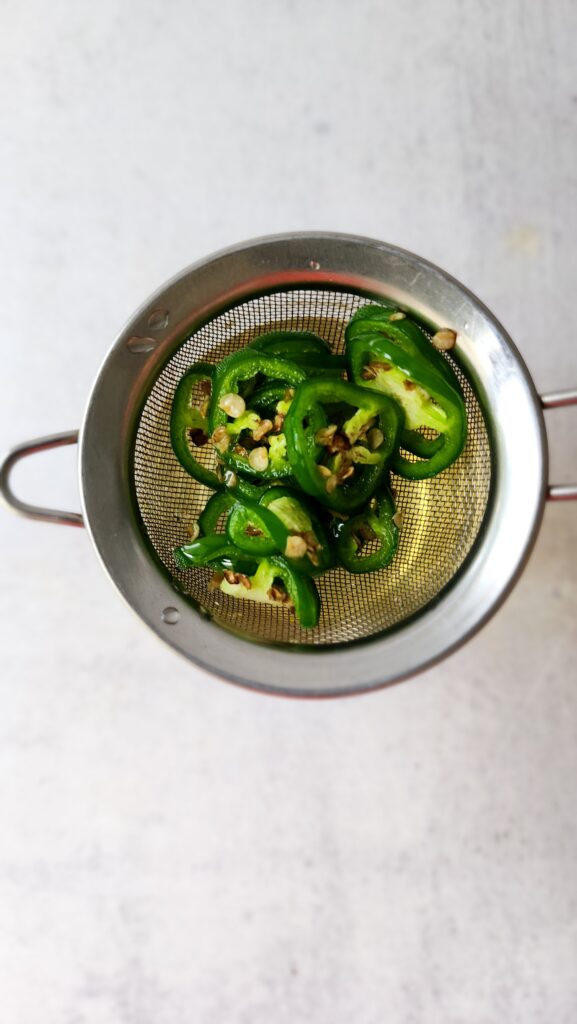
[226,499,289,558]
[284,378,403,513]
[346,304,461,394]
[224,490,333,575]
[330,488,399,573]
[219,555,320,628]
[259,487,334,575]
[170,362,223,489]
[209,350,306,481]
[345,305,467,478]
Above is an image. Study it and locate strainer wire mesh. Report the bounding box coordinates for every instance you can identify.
[134,288,491,646]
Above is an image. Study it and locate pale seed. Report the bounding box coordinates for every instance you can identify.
[211,425,230,452]
[432,329,457,351]
[303,533,321,567]
[285,535,308,559]
[248,446,269,472]
[315,424,338,446]
[186,521,200,541]
[361,365,377,380]
[367,428,384,450]
[219,392,246,418]
[253,418,273,441]
[223,569,251,588]
[325,474,339,493]
[361,362,391,379]
[317,464,332,478]
[245,524,263,537]
[389,311,406,321]
[392,510,404,528]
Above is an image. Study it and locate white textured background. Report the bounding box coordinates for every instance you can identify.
[1,2,577,1022]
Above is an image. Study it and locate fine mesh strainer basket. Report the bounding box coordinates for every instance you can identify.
[2,234,576,696]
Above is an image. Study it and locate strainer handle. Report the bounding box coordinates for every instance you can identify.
[0,431,83,527]
[541,390,577,501]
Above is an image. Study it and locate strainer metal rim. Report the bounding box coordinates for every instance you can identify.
[79,232,547,696]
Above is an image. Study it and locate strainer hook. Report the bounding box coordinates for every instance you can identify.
[541,390,577,501]
[0,431,83,527]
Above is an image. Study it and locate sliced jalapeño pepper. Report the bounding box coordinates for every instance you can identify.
[220,469,274,503]
[297,354,347,378]
[175,534,320,627]
[198,490,236,535]
[219,555,320,628]
[249,330,331,358]
[249,330,345,377]
[251,382,295,418]
[259,486,334,574]
[331,488,399,573]
[284,378,403,513]
[225,490,333,575]
[209,350,306,481]
[173,535,258,576]
[346,304,460,393]
[345,305,467,478]
[170,362,222,489]
[226,499,289,557]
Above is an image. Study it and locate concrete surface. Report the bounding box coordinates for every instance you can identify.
[1,1,576,1021]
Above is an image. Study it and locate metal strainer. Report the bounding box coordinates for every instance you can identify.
[2,233,576,696]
